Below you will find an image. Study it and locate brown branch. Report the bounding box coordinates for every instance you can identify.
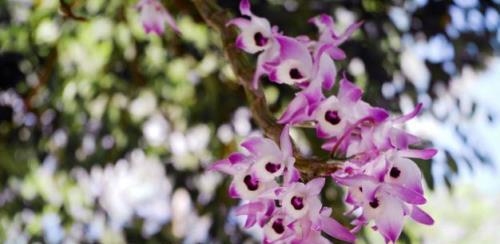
[25,48,58,110]
[59,0,88,22]
[192,0,341,179]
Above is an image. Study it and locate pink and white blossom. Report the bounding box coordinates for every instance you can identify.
[136,0,179,35]
[227,0,281,89]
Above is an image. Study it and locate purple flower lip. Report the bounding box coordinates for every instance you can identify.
[369,198,379,209]
[325,110,341,125]
[272,218,285,234]
[243,175,259,191]
[289,68,303,79]
[390,167,401,178]
[265,162,281,173]
[254,32,269,47]
[291,196,304,210]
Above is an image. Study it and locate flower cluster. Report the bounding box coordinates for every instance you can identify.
[211,0,438,243]
[136,0,179,35]
[211,126,355,243]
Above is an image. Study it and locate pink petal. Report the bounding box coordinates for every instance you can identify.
[314,53,337,90]
[394,103,423,124]
[327,46,346,60]
[388,157,424,194]
[253,46,280,89]
[239,0,252,16]
[388,184,426,205]
[316,126,331,139]
[338,76,363,103]
[399,148,438,160]
[309,14,335,30]
[235,35,247,50]
[335,21,364,45]
[368,107,390,123]
[229,183,240,198]
[244,215,257,228]
[319,215,356,243]
[284,168,300,185]
[241,137,280,157]
[226,17,252,29]
[374,195,405,243]
[275,35,313,69]
[163,9,180,33]
[321,138,337,151]
[305,177,326,196]
[278,94,309,124]
[410,206,434,225]
[228,152,247,164]
[235,201,266,216]
[154,24,165,35]
[209,159,235,174]
[389,128,422,149]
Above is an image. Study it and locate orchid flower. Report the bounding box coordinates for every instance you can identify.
[314,77,388,140]
[264,34,338,92]
[211,152,272,200]
[277,178,356,243]
[227,0,281,89]
[236,199,276,228]
[309,14,363,62]
[382,150,437,195]
[210,126,295,198]
[343,103,428,159]
[334,176,404,243]
[276,50,337,125]
[334,150,435,243]
[262,210,295,243]
[136,0,179,35]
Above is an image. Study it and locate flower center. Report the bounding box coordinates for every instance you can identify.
[390,167,401,178]
[243,175,259,191]
[289,68,303,79]
[265,162,281,173]
[291,196,304,210]
[325,110,341,125]
[272,218,285,234]
[254,32,268,47]
[274,199,282,207]
[369,198,379,209]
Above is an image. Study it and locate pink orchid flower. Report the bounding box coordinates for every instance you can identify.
[342,103,429,159]
[313,77,388,139]
[227,0,281,89]
[210,126,295,199]
[278,178,356,243]
[335,162,434,243]
[136,0,179,35]
[309,14,363,62]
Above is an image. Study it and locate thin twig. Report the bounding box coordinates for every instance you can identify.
[25,48,58,110]
[60,0,88,21]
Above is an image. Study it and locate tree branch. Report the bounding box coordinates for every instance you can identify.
[192,0,341,178]
[25,47,58,110]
